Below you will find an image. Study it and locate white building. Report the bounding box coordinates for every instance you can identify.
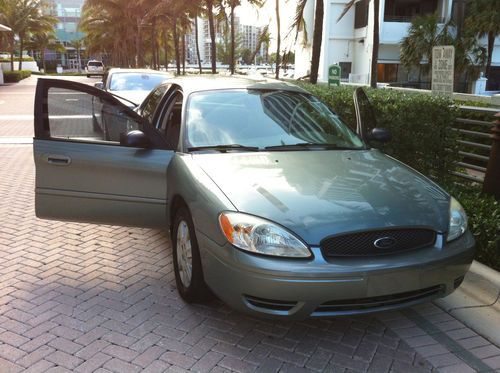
[295,0,500,91]
[185,17,268,66]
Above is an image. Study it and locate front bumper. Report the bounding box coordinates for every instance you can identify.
[198,230,475,319]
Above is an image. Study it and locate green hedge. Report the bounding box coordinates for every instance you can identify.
[442,182,500,271]
[3,70,31,82]
[297,83,459,180]
[298,83,499,270]
[0,57,34,62]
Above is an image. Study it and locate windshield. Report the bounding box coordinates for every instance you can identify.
[109,73,168,92]
[88,61,103,67]
[185,89,365,150]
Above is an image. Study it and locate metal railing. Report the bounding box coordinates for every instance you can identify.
[451,105,499,183]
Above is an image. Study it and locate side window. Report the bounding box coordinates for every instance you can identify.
[141,84,170,123]
[47,87,141,143]
[159,92,183,149]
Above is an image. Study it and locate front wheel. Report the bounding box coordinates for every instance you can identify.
[172,206,212,303]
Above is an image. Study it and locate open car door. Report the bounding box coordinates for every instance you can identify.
[353,87,377,142]
[33,78,173,228]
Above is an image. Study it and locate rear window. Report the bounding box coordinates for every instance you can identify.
[88,61,103,67]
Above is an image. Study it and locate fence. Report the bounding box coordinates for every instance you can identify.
[451,105,499,183]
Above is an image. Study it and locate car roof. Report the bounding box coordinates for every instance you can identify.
[107,68,173,76]
[163,75,308,95]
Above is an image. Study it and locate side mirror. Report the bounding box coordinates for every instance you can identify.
[368,128,392,143]
[94,82,104,90]
[120,130,150,148]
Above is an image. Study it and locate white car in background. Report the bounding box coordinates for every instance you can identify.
[95,68,173,107]
[92,68,173,141]
[86,60,104,77]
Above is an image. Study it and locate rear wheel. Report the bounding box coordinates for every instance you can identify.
[172,206,211,303]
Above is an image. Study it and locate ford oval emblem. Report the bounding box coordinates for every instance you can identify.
[374,236,397,249]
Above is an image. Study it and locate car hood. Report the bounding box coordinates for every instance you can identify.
[193,150,450,245]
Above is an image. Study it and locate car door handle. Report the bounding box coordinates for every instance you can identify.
[46,155,71,166]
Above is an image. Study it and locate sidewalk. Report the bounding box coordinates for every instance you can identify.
[435,261,500,347]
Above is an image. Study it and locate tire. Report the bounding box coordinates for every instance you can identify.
[172,205,212,303]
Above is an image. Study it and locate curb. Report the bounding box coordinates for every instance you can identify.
[434,260,500,347]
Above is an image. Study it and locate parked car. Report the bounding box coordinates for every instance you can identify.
[95,68,173,106]
[33,76,474,319]
[86,60,104,77]
[92,68,172,141]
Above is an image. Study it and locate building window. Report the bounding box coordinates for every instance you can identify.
[354,0,369,28]
[384,0,440,22]
[377,63,399,82]
[339,62,352,81]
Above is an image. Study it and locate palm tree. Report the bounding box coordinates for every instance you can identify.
[205,0,217,73]
[401,14,486,92]
[249,24,269,63]
[274,0,281,79]
[0,0,57,71]
[26,30,62,72]
[289,0,324,83]
[309,0,323,83]
[69,39,84,73]
[465,0,500,80]
[400,14,451,79]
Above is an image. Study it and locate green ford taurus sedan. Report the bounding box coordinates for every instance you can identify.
[33,76,474,319]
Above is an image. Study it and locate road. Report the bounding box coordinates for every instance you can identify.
[0,75,498,372]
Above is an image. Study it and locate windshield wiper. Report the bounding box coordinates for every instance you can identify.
[264,143,360,151]
[188,144,260,152]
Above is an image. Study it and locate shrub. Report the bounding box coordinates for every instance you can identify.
[296,83,459,180]
[442,182,500,271]
[0,57,34,62]
[3,70,32,83]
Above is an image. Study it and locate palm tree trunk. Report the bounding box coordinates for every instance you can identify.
[77,47,81,73]
[370,0,379,88]
[182,33,186,75]
[194,16,202,73]
[152,18,157,69]
[207,0,217,73]
[173,19,181,75]
[486,30,494,79]
[163,27,169,71]
[10,35,14,71]
[19,35,24,71]
[42,46,47,73]
[309,0,324,83]
[136,17,143,67]
[230,3,235,74]
[274,0,281,79]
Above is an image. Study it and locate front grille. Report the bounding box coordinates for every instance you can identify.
[320,228,436,258]
[244,295,297,312]
[314,285,444,313]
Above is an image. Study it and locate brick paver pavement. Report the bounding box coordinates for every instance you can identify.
[0,78,499,372]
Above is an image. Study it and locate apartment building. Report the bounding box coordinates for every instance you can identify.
[295,0,500,91]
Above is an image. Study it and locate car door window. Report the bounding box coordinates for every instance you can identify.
[141,84,170,123]
[47,87,140,144]
[159,92,183,149]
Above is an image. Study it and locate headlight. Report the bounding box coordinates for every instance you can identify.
[218,212,311,258]
[447,197,468,242]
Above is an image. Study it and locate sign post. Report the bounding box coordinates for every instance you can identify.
[431,46,455,95]
[328,64,341,87]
